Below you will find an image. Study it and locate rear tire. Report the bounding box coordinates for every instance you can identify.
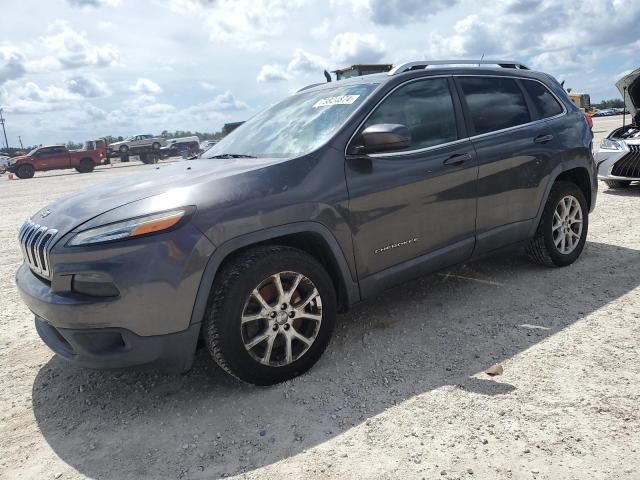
[119,144,129,154]
[527,181,588,267]
[152,142,160,150]
[16,164,35,179]
[604,180,631,189]
[203,246,337,385]
[77,158,94,173]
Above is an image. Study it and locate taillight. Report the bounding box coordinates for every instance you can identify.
[584,112,593,129]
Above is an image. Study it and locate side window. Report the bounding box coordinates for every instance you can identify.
[363,78,458,151]
[458,77,531,135]
[37,148,51,156]
[521,80,564,118]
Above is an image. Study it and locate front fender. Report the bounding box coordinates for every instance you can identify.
[188,221,361,327]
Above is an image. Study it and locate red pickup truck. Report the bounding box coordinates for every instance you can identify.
[7,140,107,179]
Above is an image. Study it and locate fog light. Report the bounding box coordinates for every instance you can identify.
[72,272,120,297]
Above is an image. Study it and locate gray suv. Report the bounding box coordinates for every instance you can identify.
[16,60,597,385]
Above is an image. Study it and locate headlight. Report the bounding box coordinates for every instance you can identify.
[600,138,622,150]
[67,209,187,246]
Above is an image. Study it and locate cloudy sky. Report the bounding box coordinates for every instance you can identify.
[1,0,639,146]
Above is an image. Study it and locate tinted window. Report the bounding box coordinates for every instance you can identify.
[363,78,457,151]
[458,77,531,135]
[522,80,563,118]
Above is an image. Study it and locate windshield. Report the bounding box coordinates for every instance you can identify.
[27,147,40,156]
[202,83,378,159]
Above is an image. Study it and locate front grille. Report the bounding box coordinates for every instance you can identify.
[611,144,640,178]
[18,220,58,279]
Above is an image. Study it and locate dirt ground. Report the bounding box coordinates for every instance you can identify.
[1,117,639,480]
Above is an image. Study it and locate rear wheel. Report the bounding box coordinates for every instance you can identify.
[527,181,588,267]
[604,180,631,189]
[203,246,336,385]
[152,142,160,150]
[77,158,94,173]
[119,144,129,154]
[16,164,35,179]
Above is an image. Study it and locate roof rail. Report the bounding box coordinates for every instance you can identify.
[388,60,530,75]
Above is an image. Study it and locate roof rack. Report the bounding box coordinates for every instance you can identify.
[388,60,530,75]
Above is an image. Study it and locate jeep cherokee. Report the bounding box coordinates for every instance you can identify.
[16,60,597,385]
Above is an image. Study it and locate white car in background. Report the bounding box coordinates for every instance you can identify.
[108,134,166,154]
[596,68,640,189]
[0,155,10,173]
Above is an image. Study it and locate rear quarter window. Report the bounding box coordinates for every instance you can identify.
[458,77,531,135]
[521,80,564,118]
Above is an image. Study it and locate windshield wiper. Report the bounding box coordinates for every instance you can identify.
[207,153,257,159]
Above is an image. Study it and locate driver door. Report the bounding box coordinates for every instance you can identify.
[345,77,478,296]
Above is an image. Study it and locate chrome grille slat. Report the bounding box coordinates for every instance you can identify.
[18,219,58,279]
[611,147,640,179]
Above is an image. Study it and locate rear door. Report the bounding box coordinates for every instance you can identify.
[455,75,556,253]
[345,76,478,291]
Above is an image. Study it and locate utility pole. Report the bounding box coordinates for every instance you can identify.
[18,136,24,150]
[0,109,8,149]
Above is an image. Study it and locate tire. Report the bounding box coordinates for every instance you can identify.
[604,180,631,189]
[119,144,129,153]
[203,246,337,385]
[78,158,94,173]
[152,142,160,150]
[527,181,588,267]
[16,164,35,179]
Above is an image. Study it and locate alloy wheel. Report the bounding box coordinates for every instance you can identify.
[240,271,322,367]
[552,195,583,254]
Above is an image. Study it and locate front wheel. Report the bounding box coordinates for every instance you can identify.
[152,142,160,150]
[203,246,337,385]
[527,181,588,267]
[604,180,631,189]
[16,164,35,179]
[119,144,129,154]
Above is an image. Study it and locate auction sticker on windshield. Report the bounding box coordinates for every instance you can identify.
[313,95,360,108]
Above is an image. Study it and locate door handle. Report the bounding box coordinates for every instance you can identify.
[534,134,554,144]
[443,153,471,166]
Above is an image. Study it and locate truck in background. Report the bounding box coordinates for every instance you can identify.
[7,139,107,179]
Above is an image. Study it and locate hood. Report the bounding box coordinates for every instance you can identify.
[31,157,288,236]
[616,68,640,116]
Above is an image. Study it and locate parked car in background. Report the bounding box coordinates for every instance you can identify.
[0,154,10,173]
[200,140,218,151]
[7,141,106,179]
[596,68,640,189]
[160,136,201,158]
[15,60,596,384]
[108,134,166,154]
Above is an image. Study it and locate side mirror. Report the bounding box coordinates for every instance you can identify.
[360,123,411,154]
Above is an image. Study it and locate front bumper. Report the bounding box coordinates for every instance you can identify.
[596,143,640,181]
[35,316,200,371]
[15,222,215,371]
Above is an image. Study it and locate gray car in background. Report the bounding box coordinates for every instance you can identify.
[16,60,597,385]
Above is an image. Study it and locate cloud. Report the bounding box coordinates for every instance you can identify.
[0,80,82,114]
[25,22,119,73]
[287,48,326,75]
[129,78,162,95]
[353,0,459,26]
[67,0,120,7]
[200,81,217,90]
[0,46,26,84]
[330,32,385,64]
[170,0,303,48]
[257,48,327,83]
[66,74,110,98]
[256,64,290,83]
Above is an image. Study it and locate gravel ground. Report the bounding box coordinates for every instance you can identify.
[1,118,639,480]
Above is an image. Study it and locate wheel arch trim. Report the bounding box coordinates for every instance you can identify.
[528,162,595,238]
[189,221,361,327]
